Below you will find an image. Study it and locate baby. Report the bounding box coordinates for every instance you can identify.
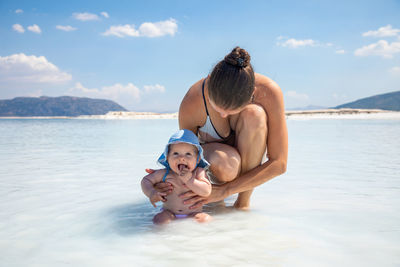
[141,129,212,224]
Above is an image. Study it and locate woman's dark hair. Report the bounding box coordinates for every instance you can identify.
[208,47,255,110]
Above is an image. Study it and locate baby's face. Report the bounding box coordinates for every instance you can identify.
[167,143,199,176]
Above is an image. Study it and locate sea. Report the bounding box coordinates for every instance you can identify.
[0,117,399,267]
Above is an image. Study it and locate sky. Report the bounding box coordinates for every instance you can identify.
[1,0,399,111]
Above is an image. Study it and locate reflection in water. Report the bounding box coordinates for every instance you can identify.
[107,202,155,235]
[107,199,241,236]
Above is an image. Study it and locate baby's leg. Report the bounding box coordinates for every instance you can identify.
[153,210,175,225]
[194,212,212,223]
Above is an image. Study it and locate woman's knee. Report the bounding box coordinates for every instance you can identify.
[203,144,241,183]
[235,104,268,165]
[210,150,241,182]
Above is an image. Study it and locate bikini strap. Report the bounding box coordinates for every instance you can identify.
[162,168,170,182]
[201,78,233,141]
[202,79,210,116]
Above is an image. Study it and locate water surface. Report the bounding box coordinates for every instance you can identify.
[0,118,399,266]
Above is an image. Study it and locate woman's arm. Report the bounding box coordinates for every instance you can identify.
[224,77,288,195]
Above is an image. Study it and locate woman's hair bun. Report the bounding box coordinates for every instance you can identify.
[224,46,251,68]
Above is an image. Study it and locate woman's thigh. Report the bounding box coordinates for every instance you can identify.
[202,142,241,183]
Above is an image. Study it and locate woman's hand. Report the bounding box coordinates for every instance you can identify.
[179,184,227,210]
[146,168,173,196]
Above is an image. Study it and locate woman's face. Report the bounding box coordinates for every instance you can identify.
[209,100,246,118]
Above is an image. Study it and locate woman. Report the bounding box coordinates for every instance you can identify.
[154,47,288,210]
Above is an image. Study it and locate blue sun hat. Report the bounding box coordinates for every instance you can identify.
[157,129,209,169]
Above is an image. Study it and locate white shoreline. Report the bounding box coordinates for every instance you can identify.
[1,109,400,120]
[78,111,179,120]
[285,109,400,120]
[0,112,179,120]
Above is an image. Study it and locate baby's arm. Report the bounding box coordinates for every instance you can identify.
[141,170,167,207]
[184,167,212,197]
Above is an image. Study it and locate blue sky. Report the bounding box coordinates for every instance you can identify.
[1,0,399,111]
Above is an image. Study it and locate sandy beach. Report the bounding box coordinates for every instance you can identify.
[0,112,178,120]
[78,111,179,119]
[285,108,400,120]
[1,109,399,120]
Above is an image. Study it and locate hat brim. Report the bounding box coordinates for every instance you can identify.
[157,140,209,169]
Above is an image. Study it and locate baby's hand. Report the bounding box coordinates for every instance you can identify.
[178,171,195,184]
[150,190,167,207]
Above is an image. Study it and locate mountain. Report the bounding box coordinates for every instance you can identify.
[0,96,127,117]
[335,91,400,111]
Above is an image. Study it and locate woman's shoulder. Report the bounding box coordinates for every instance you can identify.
[254,73,283,101]
[255,73,281,95]
[183,78,204,100]
[179,78,207,130]
[180,78,206,111]
[254,73,284,115]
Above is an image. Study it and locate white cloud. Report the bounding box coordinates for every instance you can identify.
[389,66,400,75]
[15,9,23,14]
[336,49,346,54]
[102,83,141,100]
[27,24,41,34]
[12,24,25,33]
[13,24,42,34]
[285,90,309,100]
[143,84,165,93]
[0,53,72,83]
[102,24,139,37]
[354,40,400,58]
[362,25,400,38]
[101,12,109,18]
[56,25,77,32]
[73,12,100,21]
[69,82,99,94]
[138,19,178,37]
[68,82,166,105]
[68,82,141,102]
[277,38,316,48]
[277,36,335,49]
[102,18,178,38]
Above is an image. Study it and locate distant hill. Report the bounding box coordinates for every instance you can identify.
[0,96,127,117]
[335,91,400,111]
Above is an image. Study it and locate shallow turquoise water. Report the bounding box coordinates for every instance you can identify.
[0,118,399,266]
